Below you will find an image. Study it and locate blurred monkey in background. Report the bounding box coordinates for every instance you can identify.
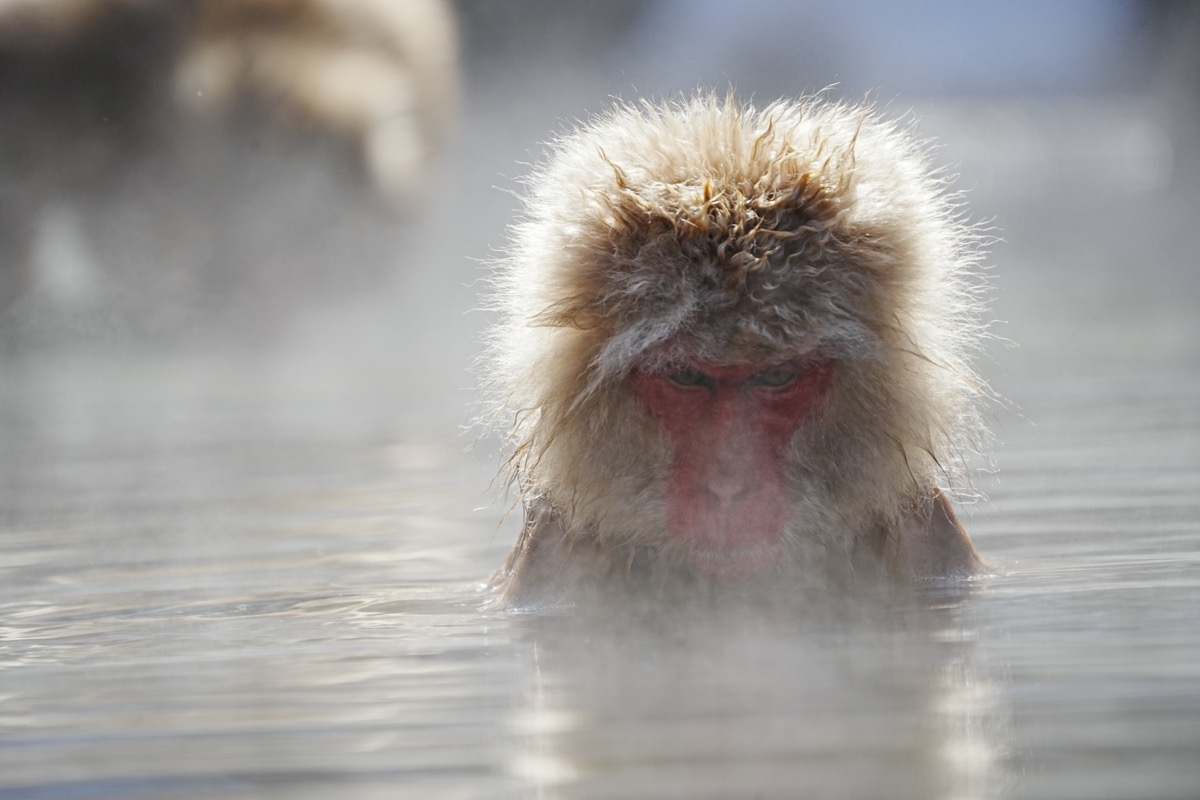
[0,0,458,340]
[176,0,458,205]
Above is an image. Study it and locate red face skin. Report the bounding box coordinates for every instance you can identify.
[629,356,833,582]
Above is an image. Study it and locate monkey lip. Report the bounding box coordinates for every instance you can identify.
[685,542,784,583]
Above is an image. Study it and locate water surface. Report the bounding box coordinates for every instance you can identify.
[2,347,1198,799]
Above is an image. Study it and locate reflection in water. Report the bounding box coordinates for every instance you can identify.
[503,587,1011,800]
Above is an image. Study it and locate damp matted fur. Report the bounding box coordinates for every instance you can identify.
[481,93,991,563]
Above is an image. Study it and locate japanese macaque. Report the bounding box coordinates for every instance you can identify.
[483,95,990,607]
[0,0,459,343]
[0,0,458,208]
[175,0,458,204]
[0,0,190,319]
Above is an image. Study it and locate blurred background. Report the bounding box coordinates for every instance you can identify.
[1,3,1199,798]
[1,0,1196,376]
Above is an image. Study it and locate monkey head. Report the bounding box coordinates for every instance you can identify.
[484,95,989,593]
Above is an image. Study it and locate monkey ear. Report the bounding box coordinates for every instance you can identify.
[892,490,984,579]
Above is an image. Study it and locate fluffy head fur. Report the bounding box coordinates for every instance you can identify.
[483,94,988,571]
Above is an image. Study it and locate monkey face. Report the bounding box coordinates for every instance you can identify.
[628,350,833,582]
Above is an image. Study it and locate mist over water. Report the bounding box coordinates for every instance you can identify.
[2,2,1199,798]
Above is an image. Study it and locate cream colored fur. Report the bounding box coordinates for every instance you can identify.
[483,94,989,584]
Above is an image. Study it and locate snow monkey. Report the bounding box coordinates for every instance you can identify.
[175,0,458,204]
[482,95,990,607]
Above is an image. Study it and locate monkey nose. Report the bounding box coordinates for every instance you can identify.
[706,474,747,511]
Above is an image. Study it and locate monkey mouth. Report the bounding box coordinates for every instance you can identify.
[686,542,784,583]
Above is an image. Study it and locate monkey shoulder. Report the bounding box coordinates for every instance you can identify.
[888,490,985,580]
[487,504,614,609]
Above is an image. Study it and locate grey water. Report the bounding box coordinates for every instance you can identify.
[3,3,1200,798]
[3,341,1197,799]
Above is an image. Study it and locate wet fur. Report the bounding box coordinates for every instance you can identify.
[482,95,989,603]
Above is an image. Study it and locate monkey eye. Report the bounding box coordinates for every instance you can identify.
[749,368,797,388]
[666,368,710,388]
